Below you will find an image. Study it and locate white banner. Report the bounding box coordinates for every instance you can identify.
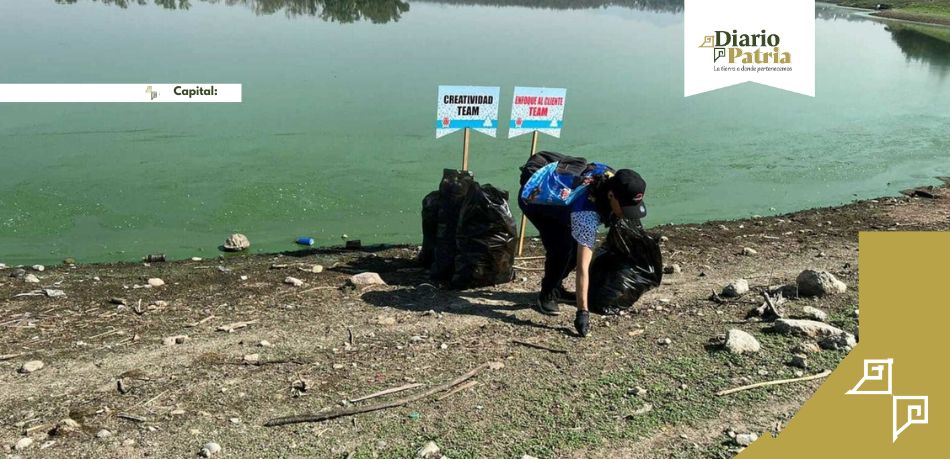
[684,0,815,97]
[436,85,500,139]
[0,84,242,103]
[508,87,566,139]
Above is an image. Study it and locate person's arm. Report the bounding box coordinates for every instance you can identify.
[575,243,593,312]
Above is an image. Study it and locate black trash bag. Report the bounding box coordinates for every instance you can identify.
[430,169,475,281]
[450,184,517,289]
[418,190,440,268]
[588,218,663,314]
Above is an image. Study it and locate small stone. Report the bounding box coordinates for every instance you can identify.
[96,429,112,439]
[14,437,33,450]
[796,269,847,297]
[49,418,81,437]
[521,455,540,459]
[789,354,808,369]
[628,386,647,397]
[229,418,241,424]
[191,257,203,262]
[199,442,221,457]
[793,369,804,377]
[802,306,828,322]
[348,272,387,287]
[332,363,345,369]
[32,264,45,272]
[0,263,6,270]
[162,335,189,346]
[243,354,260,364]
[663,264,681,274]
[488,361,505,370]
[439,343,448,350]
[258,340,272,347]
[24,274,40,283]
[110,297,129,306]
[794,342,821,354]
[735,433,758,447]
[417,441,440,458]
[223,233,251,252]
[284,277,304,287]
[377,316,397,326]
[629,403,653,416]
[853,309,859,318]
[722,279,749,297]
[657,338,672,346]
[310,265,324,273]
[679,383,688,390]
[742,247,758,256]
[819,333,857,351]
[122,439,136,447]
[170,409,186,416]
[18,360,44,374]
[147,278,165,287]
[659,235,669,242]
[723,329,760,355]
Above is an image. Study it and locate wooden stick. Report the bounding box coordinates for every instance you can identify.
[716,370,831,396]
[187,315,215,327]
[436,380,478,401]
[217,320,257,333]
[0,352,25,361]
[117,413,147,423]
[514,256,545,261]
[516,131,540,257]
[511,339,568,354]
[513,265,546,272]
[264,363,488,427]
[348,382,424,403]
[461,127,471,171]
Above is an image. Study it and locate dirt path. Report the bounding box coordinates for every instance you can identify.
[1,186,947,458]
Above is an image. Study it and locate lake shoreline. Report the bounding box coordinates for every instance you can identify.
[826,1,950,27]
[2,179,948,456]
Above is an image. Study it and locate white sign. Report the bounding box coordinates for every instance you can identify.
[0,84,242,103]
[508,87,566,139]
[436,85,500,139]
[684,0,815,97]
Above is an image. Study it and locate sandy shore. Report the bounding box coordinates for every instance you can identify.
[1,183,948,458]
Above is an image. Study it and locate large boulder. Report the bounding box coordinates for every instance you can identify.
[724,329,761,355]
[223,233,251,252]
[772,319,856,351]
[796,270,847,297]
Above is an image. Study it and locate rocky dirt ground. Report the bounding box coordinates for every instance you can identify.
[1,185,949,459]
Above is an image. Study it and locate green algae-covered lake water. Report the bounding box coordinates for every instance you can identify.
[1,1,949,264]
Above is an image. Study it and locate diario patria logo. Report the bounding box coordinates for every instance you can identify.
[699,29,792,68]
[684,0,814,97]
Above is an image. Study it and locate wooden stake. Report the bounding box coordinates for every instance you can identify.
[264,363,488,427]
[716,370,831,396]
[516,131,540,256]
[461,127,471,171]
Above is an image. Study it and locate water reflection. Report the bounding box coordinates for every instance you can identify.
[886,24,950,76]
[51,0,683,22]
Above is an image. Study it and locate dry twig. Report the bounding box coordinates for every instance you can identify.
[716,370,832,396]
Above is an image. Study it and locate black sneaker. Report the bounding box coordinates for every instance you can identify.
[574,310,590,337]
[555,285,577,304]
[534,292,561,316]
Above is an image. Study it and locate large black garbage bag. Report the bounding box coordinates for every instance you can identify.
[430,169,475,281]
[450,184,517,289]
[418,190,440,268]
[588,218,663,314]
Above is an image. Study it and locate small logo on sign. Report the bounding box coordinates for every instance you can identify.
[145,85,158,101]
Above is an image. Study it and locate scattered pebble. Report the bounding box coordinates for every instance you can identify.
[332,363,345,369]
[24,274,40,284]
[284,277,304,287]
[32,265,45,272]
[657,338,672,346]
[789,354,808,369]
[199,442,221,457]
[722,279,749,297]
[742,247,758,256]
[147,278,165,287]
[162,335,189,346]
[18,360,44,374]
[794,342,821,354]
[258,340,272,347]
[14,437,33,450]
[663,263,681,274]
[659,235,669,243]
[417,441,440,458]
[735,433,758,446]
[122,439,136,447]
[377,316,397,326]
[802,306,828,322]
[96,429,112,439]
[348,272,387,287]
[243,354,260,364]
[628,386,647,397]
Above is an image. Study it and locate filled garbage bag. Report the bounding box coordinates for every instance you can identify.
[588,218,663,314]
[430,169,475,281]
[451,184,517,289]
[418,190,440,268]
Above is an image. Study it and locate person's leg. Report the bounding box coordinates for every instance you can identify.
[519,196,574,313]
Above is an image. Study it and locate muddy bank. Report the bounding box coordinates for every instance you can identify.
[1,184,948,458]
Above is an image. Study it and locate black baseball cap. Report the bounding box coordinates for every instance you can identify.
[609,169,647,219]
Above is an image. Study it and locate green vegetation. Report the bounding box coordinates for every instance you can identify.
[830,0,950,26]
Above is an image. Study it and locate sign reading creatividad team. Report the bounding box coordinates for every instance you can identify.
[435,85,500,139]
[508,87,566,138]
[684,0,815,97]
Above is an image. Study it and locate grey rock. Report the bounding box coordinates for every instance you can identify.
[789,354,808,369]
[284,277,304,287]
[742,247,758,256]
[417,441,440,458]
[96,429,112,439]
[14,438,33,450]
[147,278,165,287]
[24,274,40,284]
[32,265,45,272]
[724,329,760,355]
[735,433,758,447]
[802,306,828,322]
[722,279,749,298]
[162,335,189,346]
[223,233,250,252]
[199,442,221,457]
[796,270,847,297]
[772,319,845,338]
[819,333,857,351]
[663,264,682,274]
[18,360,44,374]
[348,272,387,287]
[793,342,821,354]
